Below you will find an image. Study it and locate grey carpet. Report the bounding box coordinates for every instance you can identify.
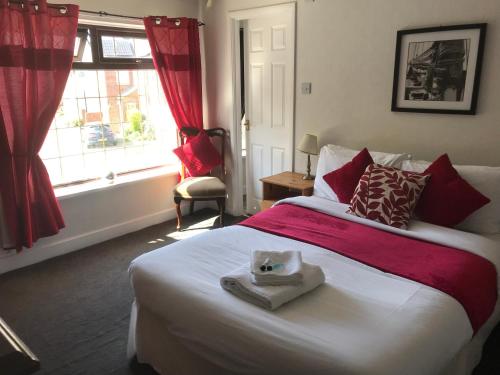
[0,209,244,375]
[0,208,499,375]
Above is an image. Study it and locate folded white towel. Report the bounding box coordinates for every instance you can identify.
[251,250,303,286]
[220,262,325,310]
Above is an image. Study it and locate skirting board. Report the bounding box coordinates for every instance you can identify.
[0,206,183,275]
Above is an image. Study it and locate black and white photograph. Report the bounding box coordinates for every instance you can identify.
[405,39,469,102]
[392,24,487,114]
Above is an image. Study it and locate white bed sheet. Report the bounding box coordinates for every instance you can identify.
[129,196,500,375]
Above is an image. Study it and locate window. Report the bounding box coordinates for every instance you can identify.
[100,35,151,60]
[41,25,177,187]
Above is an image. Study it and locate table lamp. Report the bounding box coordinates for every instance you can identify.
[297,133,318,180]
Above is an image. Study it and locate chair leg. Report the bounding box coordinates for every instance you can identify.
[174,198,182,230]
[189,201,195,215]
[217,198,225,227]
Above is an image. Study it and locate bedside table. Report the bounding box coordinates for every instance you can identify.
[260,171,314,211]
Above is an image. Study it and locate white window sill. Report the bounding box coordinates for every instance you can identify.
[55,165,179,201]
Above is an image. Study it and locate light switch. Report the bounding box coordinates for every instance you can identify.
[301,82,312,95]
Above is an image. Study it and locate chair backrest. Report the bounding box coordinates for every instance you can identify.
[178,127,226,176]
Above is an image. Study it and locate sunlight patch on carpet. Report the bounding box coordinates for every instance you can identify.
[163,215,220,241]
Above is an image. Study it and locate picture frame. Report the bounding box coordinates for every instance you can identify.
[391,23,487,115]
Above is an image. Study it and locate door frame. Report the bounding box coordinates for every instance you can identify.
[228,2,296,216]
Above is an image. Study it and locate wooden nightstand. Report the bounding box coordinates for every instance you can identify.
[260,171,314,211]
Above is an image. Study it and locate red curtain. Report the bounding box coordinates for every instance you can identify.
[143,17,203,131]
[0,0,79,251]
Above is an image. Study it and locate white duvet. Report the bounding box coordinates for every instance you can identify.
[129,196,500,375]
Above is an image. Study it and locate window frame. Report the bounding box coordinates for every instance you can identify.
[73,29,89,62]
[44,24,174,189]
[73,24,154,70]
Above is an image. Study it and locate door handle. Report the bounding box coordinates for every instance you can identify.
[243,119,250,131]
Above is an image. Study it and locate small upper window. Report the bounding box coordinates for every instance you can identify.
[73,29,93,63]
[73,25,153,70]
[100,35,151,59]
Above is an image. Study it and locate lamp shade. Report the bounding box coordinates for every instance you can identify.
[297,134,318,155]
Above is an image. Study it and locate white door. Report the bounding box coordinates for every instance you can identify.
[244,5,295,214]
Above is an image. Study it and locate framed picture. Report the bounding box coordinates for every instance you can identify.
[391,23,487,115]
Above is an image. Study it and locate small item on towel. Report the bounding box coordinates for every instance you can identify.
[220,263,325,310]
[251,250,303,286]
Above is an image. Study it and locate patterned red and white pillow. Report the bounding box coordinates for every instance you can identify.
[348,164,429,229]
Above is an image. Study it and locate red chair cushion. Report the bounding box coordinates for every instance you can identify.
[323,148,374,203]
[173,131,222,177]
[415,154,490,227]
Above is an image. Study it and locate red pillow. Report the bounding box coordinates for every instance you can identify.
[173,131,222,176]
[349,164,429,229]
[415,154,490,227]
[323,148,374,203]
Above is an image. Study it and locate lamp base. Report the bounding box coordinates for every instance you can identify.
[302,154,315,180]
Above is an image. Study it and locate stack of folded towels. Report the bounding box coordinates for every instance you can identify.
[220,250,325,310]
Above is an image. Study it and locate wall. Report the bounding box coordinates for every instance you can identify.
[0,0,200,275]
[200,0,500,210]
[0,173,184,274]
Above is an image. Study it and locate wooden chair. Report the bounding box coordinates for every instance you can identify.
[173,127,226,230]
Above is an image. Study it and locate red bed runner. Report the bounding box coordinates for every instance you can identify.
[239,204,497,333]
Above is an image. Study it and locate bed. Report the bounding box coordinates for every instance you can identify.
[127,195,500,375]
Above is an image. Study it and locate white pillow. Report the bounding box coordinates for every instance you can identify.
[401,159,429,173]
[402,159,500,234]
[314,145,411,201]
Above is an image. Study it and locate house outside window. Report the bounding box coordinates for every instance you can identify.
[40,25,177,186]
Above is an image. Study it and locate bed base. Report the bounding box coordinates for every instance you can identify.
[128,300,500,375]
[128,301,235,375]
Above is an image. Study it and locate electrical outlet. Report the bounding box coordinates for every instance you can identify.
[301,82,312,95]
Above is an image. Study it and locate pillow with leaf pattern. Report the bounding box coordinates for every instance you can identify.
[348,164,429,229]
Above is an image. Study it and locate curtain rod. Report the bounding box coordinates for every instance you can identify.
[80,9,205,26]
[6,1,205,26]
